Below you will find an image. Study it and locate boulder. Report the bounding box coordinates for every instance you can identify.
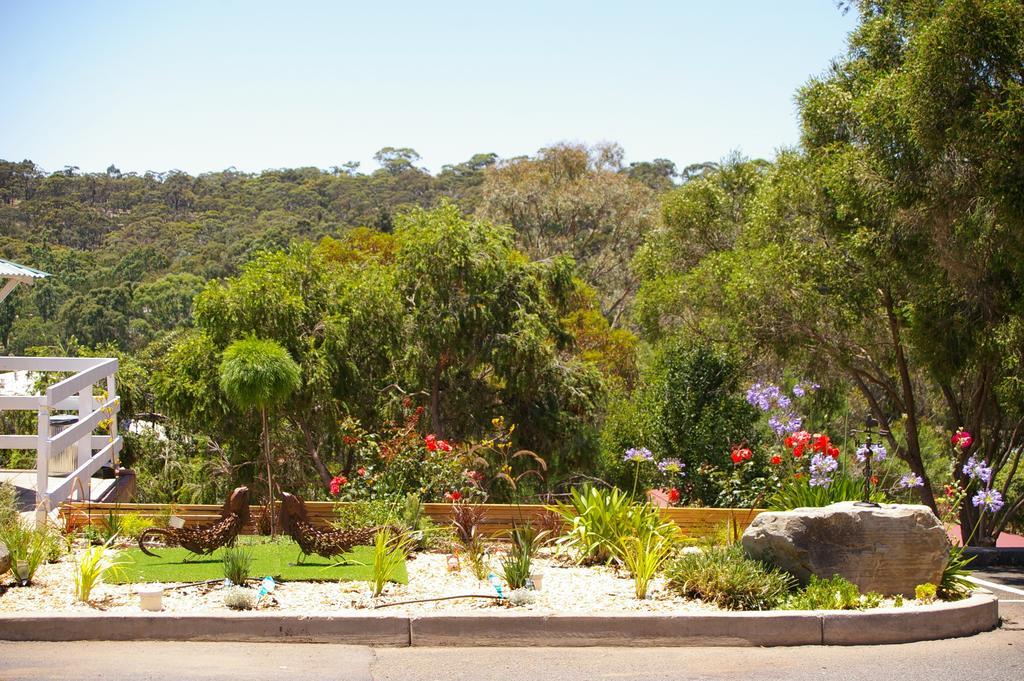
[741,502,949,596]
[0,541,9,577]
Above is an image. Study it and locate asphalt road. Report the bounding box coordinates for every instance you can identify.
[1,569,1021,681]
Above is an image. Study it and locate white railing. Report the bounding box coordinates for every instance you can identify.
[0,356,121,526]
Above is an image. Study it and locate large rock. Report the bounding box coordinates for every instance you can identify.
[741,502,949,596]
[0,541,9,577]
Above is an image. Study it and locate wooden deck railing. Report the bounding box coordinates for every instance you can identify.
[0,356,122,526]
[60,501,764,538]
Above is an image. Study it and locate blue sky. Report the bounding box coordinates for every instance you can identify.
[0,1,855,175]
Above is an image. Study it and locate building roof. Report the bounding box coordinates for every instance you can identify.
[0,259,49,280]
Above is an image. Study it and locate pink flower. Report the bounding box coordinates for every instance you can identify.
[437,439,453,452]
[951,429,973,449]
[357,467,367,477]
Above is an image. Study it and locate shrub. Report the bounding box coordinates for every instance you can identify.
[555,485,678,565]
[786,575,883,610]
[74,540,126,602]
[222,545,255,585]
[370,528,413,598]
[915,582,937,604]
[500,524,549,591]
[768,473,885,510]
[333,499,396,530]
[451,503,491,580]
[619,532,677,599]
[0,481,17,529]
[939,545,974,600]
[98,512,151,542]
[399,493,439,551]
[0,518,51,582]
[666,545,795,610]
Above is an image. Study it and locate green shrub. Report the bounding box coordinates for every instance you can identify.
[786,575,883,610]
[768,473,885,510]
[939,544,974,601]
[555,485,677,565]
[370,528,413,598]
[74,540,126,602]
[333,499,396,530]
[0,518,52,582]
[399,493,439,550]
[99,512,151,542]
[222,545,255,585]
[915,582,937,604]
[0,481,17,530]
[620,532,677,599]
[666,545,795,610]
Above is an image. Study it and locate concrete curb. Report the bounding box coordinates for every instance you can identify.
[0,594,998,646]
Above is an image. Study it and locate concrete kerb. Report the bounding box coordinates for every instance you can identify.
[0,593,998,646]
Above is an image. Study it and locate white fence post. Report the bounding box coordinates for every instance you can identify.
[77,383,93,501]
[35,399,50,528]
[106,373,118,469]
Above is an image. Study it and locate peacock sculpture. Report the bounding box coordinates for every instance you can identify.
[278,492,396,563]
[138,486,251,557]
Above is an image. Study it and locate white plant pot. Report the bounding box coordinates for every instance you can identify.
[136,584,164,611]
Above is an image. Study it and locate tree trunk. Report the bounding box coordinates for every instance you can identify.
[261,407,276,536]
[430,359,444,437]
[297,419,333,488]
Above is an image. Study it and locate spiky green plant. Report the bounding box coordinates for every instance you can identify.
[222,545,255,585]
[939,544,975,600]
[370,528,414,598]
[0,518,51,583]
[619,531,678,599]
[74,540,127,602]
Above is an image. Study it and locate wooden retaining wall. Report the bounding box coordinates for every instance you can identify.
[59,501,764,539]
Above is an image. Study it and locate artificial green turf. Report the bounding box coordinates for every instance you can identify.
[109,537,407,585]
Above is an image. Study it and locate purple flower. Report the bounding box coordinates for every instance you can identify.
[898,473,923,489]
[808,452,838,488]
[657,458,685,475]
[624,447,654,464]
[792,384,805,398]
[972,488,1004,513]
[856,443,887,463]
[962,456,993,484]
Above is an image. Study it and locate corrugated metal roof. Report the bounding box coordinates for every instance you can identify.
[0,259,49,279]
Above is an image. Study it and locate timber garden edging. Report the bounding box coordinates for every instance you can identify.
[60,502,765,539]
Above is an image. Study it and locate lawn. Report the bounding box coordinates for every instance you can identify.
[109,537,407,585]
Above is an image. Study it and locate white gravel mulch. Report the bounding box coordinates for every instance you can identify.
[0,546,719,616]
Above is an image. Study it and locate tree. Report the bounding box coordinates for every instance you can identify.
[638,0,1024,542]
[478,143,658,325]
[219,337,301,535]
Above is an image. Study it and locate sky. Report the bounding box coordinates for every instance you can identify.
[0,1,856,176]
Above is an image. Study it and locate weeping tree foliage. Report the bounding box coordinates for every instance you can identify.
[219,337,301,533]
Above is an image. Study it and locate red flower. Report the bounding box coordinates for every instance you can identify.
[871,475,879,485]
[415,406,425,415]
[784,435,795,449]
[792,444,805,458]
[812,433,830,452]
[444,490,462,502]
[329,475,347,496]
[794,472,803,479]
[826,444,840,459]
[465,469,485,483]
[425,434,438,451]
[357,467,367,477]
[951,429,973,449]
[731,450,743,464]
[770,455,782,465]
[342,435,360,446]
[667,488,681,504]
[437,439,453,452]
